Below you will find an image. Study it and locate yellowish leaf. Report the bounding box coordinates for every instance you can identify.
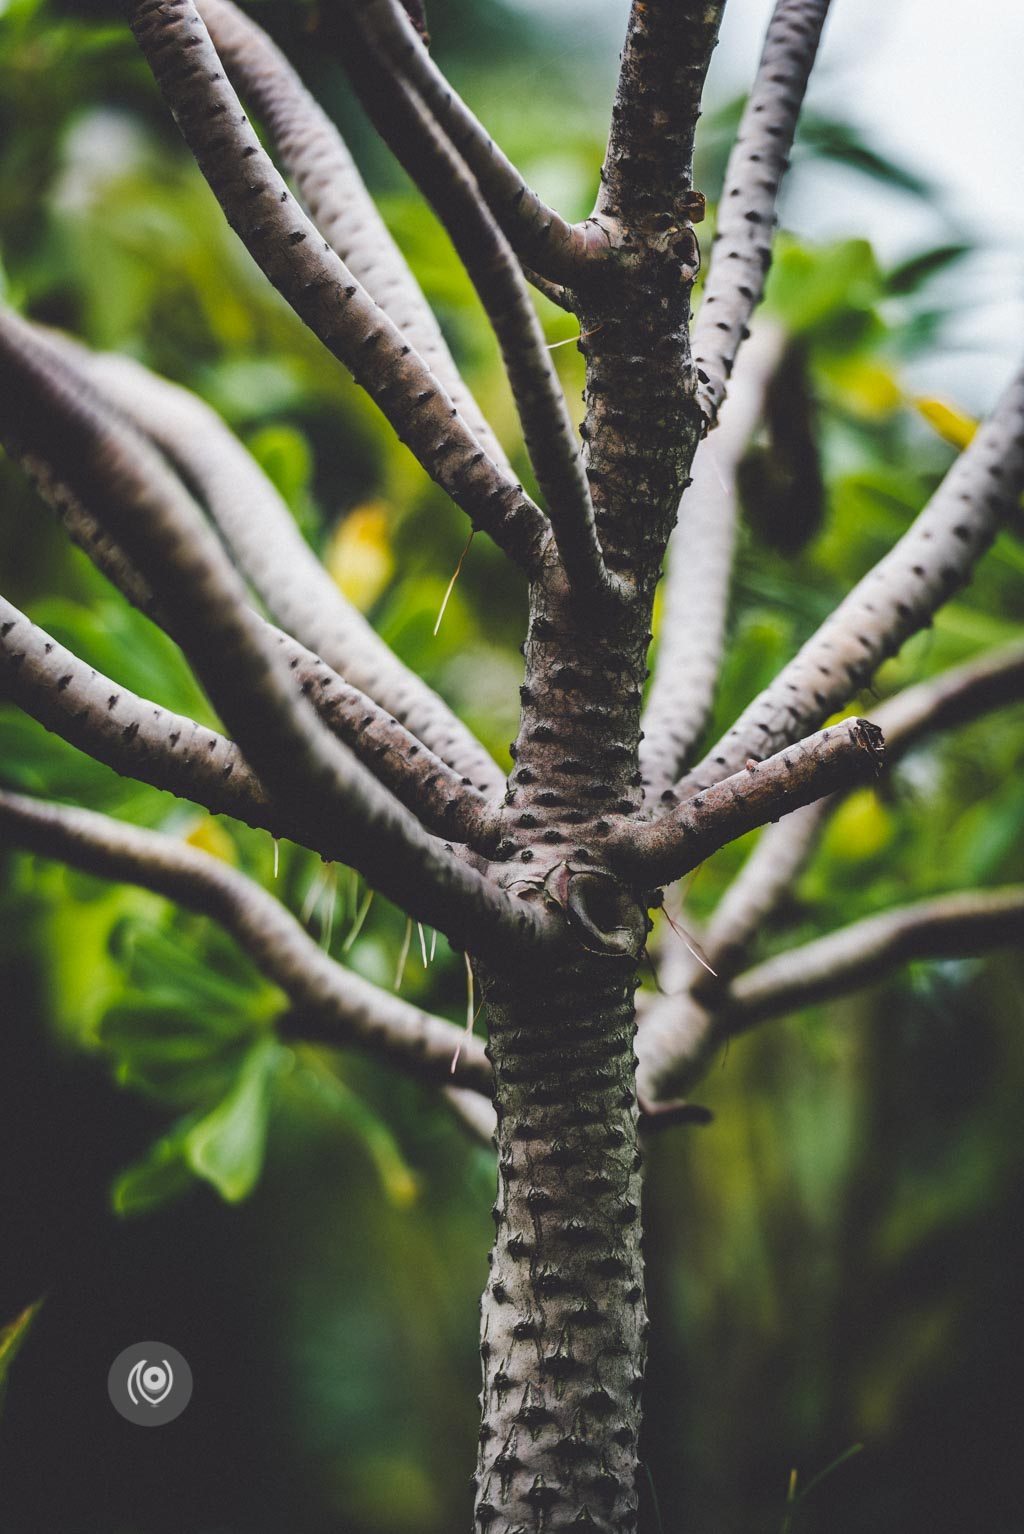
[0,1299,43,1412]
[325,501,395,611]
[914,396,979,450]
[824,789,894,862]
[184,817,237,864]
[828,357,902,418]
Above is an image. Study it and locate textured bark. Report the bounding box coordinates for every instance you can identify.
[0,594,265,818]
[468,306,698,1530]
[0,309,545,959]
[12,429,498,844]
[341,35,621,610]
[640,324,785,794]
[127,0,550,574]
[196,0,507,471]
[473,579,654,1532]
[342,0,597,281]
[597,0,725,231]
[610,717,885,887]
[271,631,499,844]
[0,594,496,847]
[675,363,1024,798]
[24,454,157,619]
[694,0,832,426]
[474,958,645,1533]
[466,8,730,1524]
[60,339,505,795]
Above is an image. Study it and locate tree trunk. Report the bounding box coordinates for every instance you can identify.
[472,568,653,1531]
[28,4,1013,1530]
[475,957,645,1530]
[473,192,703,1521]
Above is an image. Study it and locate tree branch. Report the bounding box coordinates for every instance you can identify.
[0,308,545,957]
[870,638,1024,755]
[0,593,266,814]
[268,629,498,844]
[636,640,1024,1096]
[673,360,1024,799]
[126,0,549,574]
[439,1086,497,1146]
[597,0,725,229]
[0,594,496,848]
[695,638,1024,979]
[694,0,832,428]
[10,409,499,842]
[637,884,1024,1100]
[523,269,573,312]
[607,717,885,886]
[703,800,827,977]
[9,332,498,838]
[340,36,625,610]
[727,886,1024,1027]
[62,339,505,795]
[196,0,508,473]
[634,986,714,1102]
[641,324,785,795]
[21,452,156,615]
[335,0,596,283]
[0,789,493,1093]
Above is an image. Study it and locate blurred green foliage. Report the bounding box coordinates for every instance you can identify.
[0,3,1022,1532]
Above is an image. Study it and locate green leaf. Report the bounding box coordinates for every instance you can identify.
[110,918,279,1014]
[112,1040,282,1213]
[797,116,934,197]
[99,1001,254,1055]
[183,1039,281,1202]
[199,356,309,423]
[0,1299,43,1417]
[98,1000,257,1107]
[885,244,971,295]
[290,1051,419,1209]
[111,1129,196,1217]
[0,706,134,805]
[244,422,315,520]
[766,237,883,348]
[797,1442,865,1505]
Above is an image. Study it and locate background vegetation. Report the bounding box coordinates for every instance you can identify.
[1,2,1022,1530]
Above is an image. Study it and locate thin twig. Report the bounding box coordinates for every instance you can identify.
[126,0,549,574]
[674,361,1024,799]
[694,0,832,428]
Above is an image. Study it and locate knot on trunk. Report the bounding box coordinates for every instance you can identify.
[543,863,647,958]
